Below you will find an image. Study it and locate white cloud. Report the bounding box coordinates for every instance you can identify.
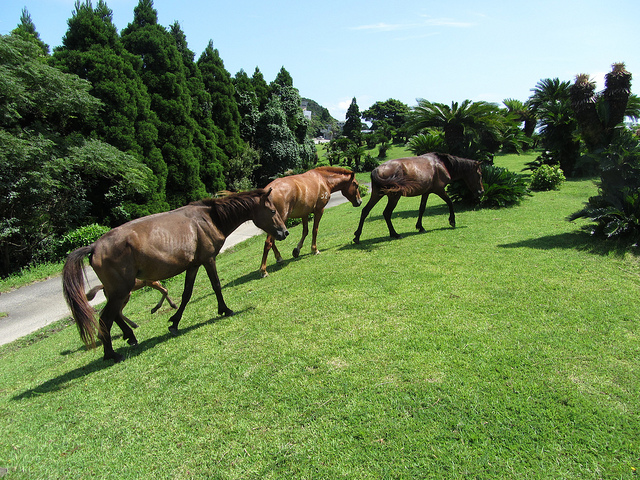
[353,17,473,32]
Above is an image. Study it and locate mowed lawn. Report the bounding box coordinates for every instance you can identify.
[1,153,639,479]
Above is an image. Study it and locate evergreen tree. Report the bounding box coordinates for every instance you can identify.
[343,97,362,145]
[197,40,244,164]
[169,24,225,193]
[11,8,49,55]
[121,0,207,207]
[52,0,164,214]
[251,67,270,111]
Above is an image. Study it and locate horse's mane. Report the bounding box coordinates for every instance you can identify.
[433,153,479,177]
[192,189,267,226]
[314,166,354,176]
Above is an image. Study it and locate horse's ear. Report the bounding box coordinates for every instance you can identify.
[265,187,273,197]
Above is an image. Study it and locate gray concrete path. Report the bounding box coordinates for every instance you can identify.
[0,190,357,346]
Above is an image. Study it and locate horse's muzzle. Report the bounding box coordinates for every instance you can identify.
[275,228,289,241]
[353,198,363,207]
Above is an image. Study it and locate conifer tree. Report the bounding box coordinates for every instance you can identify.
[52,0,165,214]
[169,23,225,193]
[197,40,244,164]
[11,8,49,55]
[121,0,206,207]
[251,67,270,111]
[343,97,362,145]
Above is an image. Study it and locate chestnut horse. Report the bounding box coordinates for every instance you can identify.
[353,153,484,243]
[260,166,362,277]
[63,189,288,362]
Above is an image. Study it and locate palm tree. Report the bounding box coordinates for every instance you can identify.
[408,99,504,159]
[503,98,537,138]
[529,78,581,174]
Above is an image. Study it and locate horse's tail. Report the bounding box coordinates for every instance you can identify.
[62,245,98,349]
[371,166,421,196]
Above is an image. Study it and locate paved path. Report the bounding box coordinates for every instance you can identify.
[0,191,356,346]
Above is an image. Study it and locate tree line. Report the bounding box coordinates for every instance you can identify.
[1,0,315,276]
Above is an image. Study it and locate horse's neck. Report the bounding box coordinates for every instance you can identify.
[321,173,349,193]
[210,204,255,238]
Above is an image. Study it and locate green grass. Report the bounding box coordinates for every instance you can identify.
[1,153,639,478]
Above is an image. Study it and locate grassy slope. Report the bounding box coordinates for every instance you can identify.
[1,152,639,479]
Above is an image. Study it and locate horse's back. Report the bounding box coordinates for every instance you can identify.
[373,154,448,196]
[266,171,326,219]
[90,206,213,284]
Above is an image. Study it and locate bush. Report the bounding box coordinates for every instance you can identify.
[406,132,445,156]
[447,164,530,208]
[54,224,111,259]
[529,165,566,191]
[569,128,640,242]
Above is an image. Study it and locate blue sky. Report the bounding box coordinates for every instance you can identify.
[1,0,638,120]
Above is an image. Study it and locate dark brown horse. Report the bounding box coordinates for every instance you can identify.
[260,166,362,277]
[63,189,288,362]
[353,153,484,243]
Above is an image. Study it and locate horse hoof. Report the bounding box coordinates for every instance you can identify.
[260,270,269,278]
[105,353,125,363]
[126,338,138,346]
[292,248,300,258]
[168,327,179,337]
[353,237,360,244]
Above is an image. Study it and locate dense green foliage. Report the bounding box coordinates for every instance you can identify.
[570,128,640,241]
[447,163,531,207]
[0,34,153,276]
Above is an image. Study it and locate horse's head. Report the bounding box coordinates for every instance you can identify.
[343,173,363,207]
[256,188,289,240]
[466,162,485,198]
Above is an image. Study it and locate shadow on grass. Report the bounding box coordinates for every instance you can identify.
[498,229,635,256]
[11,309,246,401]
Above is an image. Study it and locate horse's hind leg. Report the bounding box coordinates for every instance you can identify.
[310,211,324,255]
[260,235,276,277]
[416,193,430,233]
[98,294,129,362]
[383,193,402,239]
[292,216,309,258]
[149,280,177,313]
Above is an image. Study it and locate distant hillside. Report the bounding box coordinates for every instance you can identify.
[302,98,339,138]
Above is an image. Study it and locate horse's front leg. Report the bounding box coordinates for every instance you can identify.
[310,210,324,254]
[353,191,383,244]
[203,257,233,317]
[416,194,430,233]
[383,193,402,239]
[260,235,275,278]
[293,215,309,258]
[168,266,199,336]
[437,191,456,228]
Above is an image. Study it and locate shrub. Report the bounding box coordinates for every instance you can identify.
[54,224,111,259]
[569,128,640,242]
[530,165,566,191]
[362,155,379,172]
[447,164,530,208]
[406,132,445,156]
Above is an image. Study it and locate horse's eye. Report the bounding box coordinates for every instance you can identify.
[271,209,276,214]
